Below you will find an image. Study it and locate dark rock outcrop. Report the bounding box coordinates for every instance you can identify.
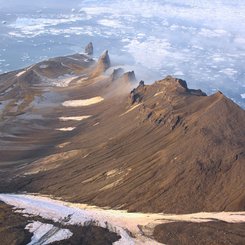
[110,68,124,81]
[158,76,207,96]
[130,88,140,104]
[188,89,207,96]
[122,71,136,83]
[139,80,145,87]
[98,50,111,71]
[85,42,93,56]
[130,80,145,104]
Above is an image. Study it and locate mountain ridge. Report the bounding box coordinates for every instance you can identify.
[0,48,244,214]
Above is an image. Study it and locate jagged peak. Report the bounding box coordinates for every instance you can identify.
[110,68,124,81]
[129,80,146,104]
[98,50,110,70]
[110,69,137,84]
[91,50,111,77]
[100,50,109,59]
[157,76,187,89]
[85,42,93,55]
[139,80,145,87]
[156,76,206,96]
[122,71,136,83]
[128,75,209,105]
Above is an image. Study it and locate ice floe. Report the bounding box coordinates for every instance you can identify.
[98,19,123,28]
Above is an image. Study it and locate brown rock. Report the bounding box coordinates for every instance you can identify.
[92,50,111,77]
[122,71,136,83]
[110,68,124,81]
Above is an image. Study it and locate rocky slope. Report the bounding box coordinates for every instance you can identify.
[153,221,245,245]
[0,202,32,245]
[0,45,244,216]
[0,201,120,245]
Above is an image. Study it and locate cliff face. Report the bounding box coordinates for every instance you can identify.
[0,49,244,214]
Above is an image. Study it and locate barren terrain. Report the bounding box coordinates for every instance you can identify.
[0,48,244,244]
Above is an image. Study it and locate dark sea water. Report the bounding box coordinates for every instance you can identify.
[0,0,244,107]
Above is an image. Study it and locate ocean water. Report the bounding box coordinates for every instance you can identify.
[0,0,244,107]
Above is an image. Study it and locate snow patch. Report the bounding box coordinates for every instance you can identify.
[56,142,71,149]
[16,70,26,77]
[0,194,245,244]
[154,91,164,97]
[120,104,142,116]
[56,127,75,131]
[52,75,77,87]
[62,97,104,107]
[39,64,49,69]
[26,221,72,245]
[59,116,91,121]
[0,194,163,244]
